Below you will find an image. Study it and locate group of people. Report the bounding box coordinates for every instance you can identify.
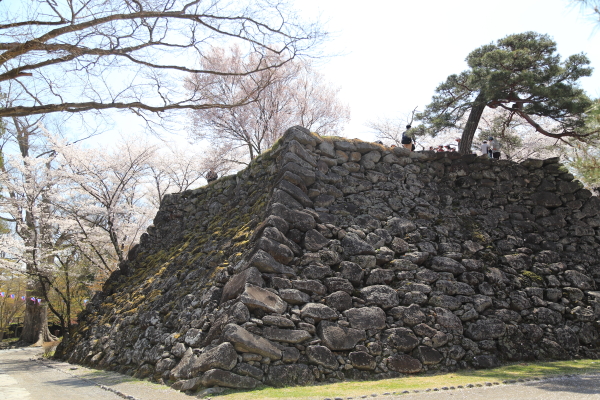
[429,145,457,152]
[205,131,502,185]
[481,137,501,159]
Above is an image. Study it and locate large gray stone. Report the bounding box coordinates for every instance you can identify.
[382,327,419,352]
[284,126,320,146]
[264,364,315,387]
[201,369,259,389]
[279,288,311,305]
[262,315,295,328]
[366,268,395,285]
[232,363,264,380]
[531,191,562,208]
[344,307,386,330]
[169,348,195,380]
[339,261,364,284]
[430,257,466,275]
[317,320,366,350]
[349,351,376,370]
[386,217,418,237]
[413,345,443,365]
[220,267,264,304]
[306,345,338,369]
[387,354,422,373]
[171,377,202,392]
[360,285,399,308]
[434,307,463,333]
[564,270,595,290]
[390,237,411,254]
[281,162,316,186]
[318,141,336,158]
[249,249,295,276]
[282,347,301,363]
[222,324,282,360]
[533,307,562,325]
[288,139,318,167]
[304,229,329,252]
[271,203,316,232]
[257,237,294,264]
[263,327,312,344]
[190,342,237,374]
[326,291,353,311]
[240,284,287,314]
[402,304,427,326]
[300,303,338,321]
[428,295,461,310]
[292,279,327,295]
[302,264,333,280]
[183,328,204,347]
[324,277,354,294]
[465,319,506,341]
[341,232,376,256]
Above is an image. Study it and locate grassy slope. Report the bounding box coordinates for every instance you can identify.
[212,360,600,400]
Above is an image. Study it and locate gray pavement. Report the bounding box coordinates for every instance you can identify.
[1,346,600,400]
[0,347,190,400]
[386,374,600,399]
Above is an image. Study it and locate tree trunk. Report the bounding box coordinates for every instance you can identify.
[459,92,487,155]
[21,300,57,346]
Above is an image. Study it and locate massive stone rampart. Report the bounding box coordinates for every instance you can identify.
[60,127,600,392]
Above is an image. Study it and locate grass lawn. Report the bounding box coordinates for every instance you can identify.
[210,359,600,400]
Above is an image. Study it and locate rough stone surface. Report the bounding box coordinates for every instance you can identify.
[300,303,337,321]
[263,327,312,344]
[222,324,282,360]
[265,364,314,387]
[201,369,259,389]
[191,342,237,373]
[240,284,287,314]
[306,345,338,369]
[387,354,422,374]
[349,351,376,370]
[63,130,600,391]
[344,307,386,330]
[318,321,366,351]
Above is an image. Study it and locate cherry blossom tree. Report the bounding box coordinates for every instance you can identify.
[0,126,63,344]
[0,0,326,131]
[186,47,350,160]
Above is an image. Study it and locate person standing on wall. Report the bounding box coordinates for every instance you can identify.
[401,125,413,151]
[481,140,489,157]
[206,169,218,182]
[489,137,501,159]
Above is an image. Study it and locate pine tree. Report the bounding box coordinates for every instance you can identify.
[418,32,595,154]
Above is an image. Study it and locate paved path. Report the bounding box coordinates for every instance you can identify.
[1,346,600,400]
[386,374,600,400]
[0,347,190,400]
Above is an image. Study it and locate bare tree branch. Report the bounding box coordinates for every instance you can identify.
[0,0,327,121]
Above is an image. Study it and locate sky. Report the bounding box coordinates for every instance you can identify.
[294,0,600,142]
[41,0,600,151]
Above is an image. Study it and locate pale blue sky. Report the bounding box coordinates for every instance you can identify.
[73,0,600,149]
[297,0,600,141]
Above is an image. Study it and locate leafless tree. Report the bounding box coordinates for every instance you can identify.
[186,46,350,160]
[476,109,564,161]
[0,0,326,127]
[367,107,419,147]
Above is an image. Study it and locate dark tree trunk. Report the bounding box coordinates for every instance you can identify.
[459,92,487,155]
[21,299,57,345]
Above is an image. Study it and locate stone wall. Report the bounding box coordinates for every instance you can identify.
[60,127,600,392]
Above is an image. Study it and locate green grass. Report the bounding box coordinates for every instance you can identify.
[210,360,600,400]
